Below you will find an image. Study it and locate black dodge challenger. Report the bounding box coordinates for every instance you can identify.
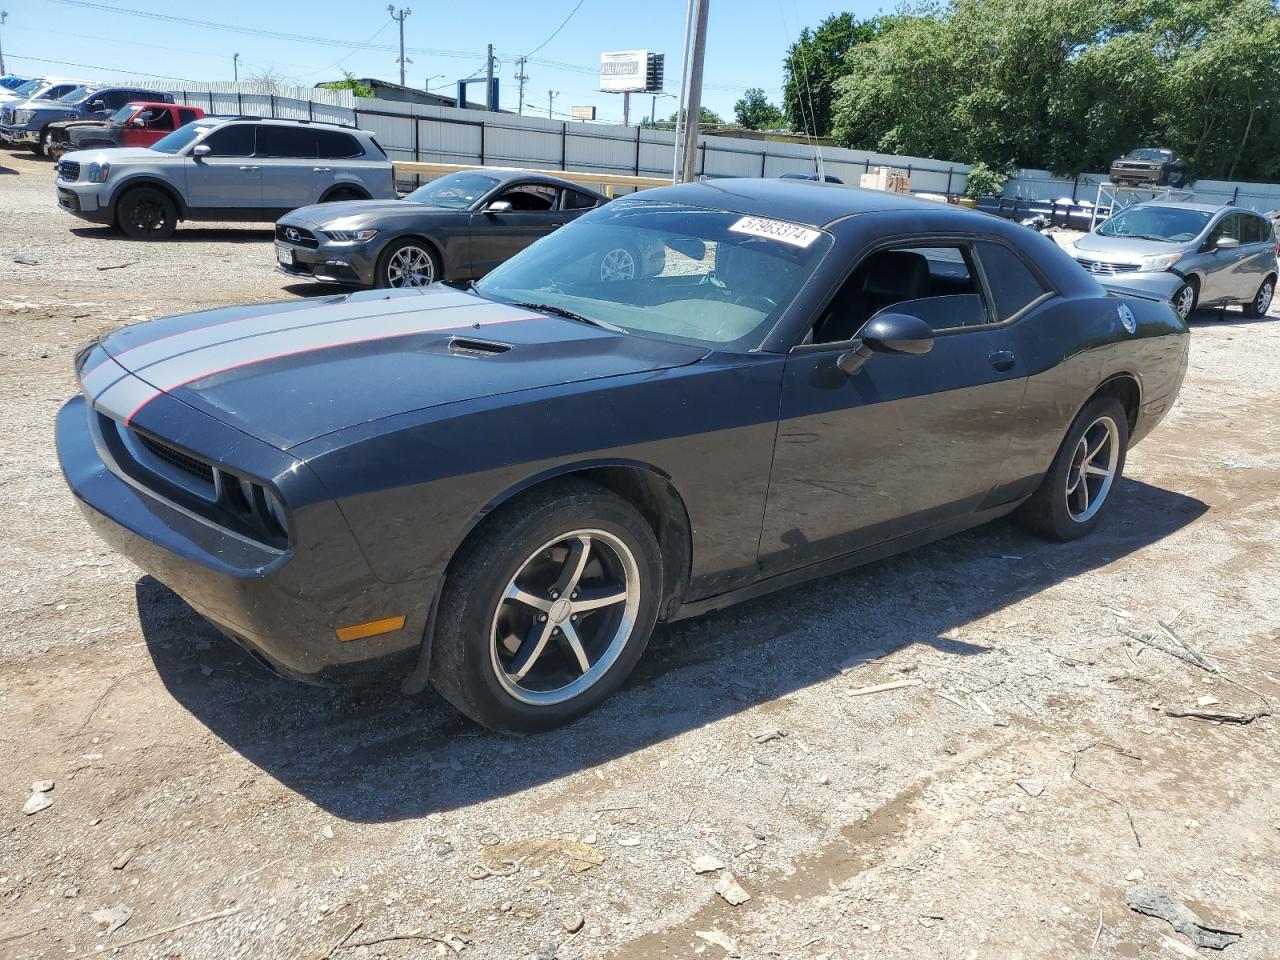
[58,179,1190,731]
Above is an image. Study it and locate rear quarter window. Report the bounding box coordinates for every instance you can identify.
[315,129,363,159]
[975,241,1052,321]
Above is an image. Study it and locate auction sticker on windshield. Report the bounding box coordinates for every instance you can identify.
[729,216,822,248]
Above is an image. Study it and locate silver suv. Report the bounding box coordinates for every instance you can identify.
[54,116,396,239]
[1071,202,1277,320]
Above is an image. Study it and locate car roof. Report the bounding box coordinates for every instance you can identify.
[199,115,368,133]
[628,177,980,229]
[442,167,606,195]
[1137,201,1255,215]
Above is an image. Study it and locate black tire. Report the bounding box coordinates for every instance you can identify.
[30,128,52,158]
[1241,274,1275,319]
[429,479,662,732]
[374,237,442,288]
[1171,279,1198,321]
[1018,395,1129,542]
[116,187,178,240]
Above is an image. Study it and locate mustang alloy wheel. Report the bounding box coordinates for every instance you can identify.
[378,240,439,288]
[430,479,662,732]
[1242,276,1274,318]
[598,246,638,282]
[1019,394,1129,541]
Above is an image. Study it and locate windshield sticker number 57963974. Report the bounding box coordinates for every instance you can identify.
[729,216,822,248]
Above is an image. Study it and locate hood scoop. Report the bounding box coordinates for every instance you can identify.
[447,336,510,358]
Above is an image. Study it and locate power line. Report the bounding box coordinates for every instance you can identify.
[299,19,394,78]
[522,0,586,58]
[7,51,198,82]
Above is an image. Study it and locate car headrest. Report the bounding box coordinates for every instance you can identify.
[862,250,930,303]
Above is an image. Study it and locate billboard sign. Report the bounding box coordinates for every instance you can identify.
[571,105,597,121]
[600,50,648,93]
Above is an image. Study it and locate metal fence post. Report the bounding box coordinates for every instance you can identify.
[561,123,567,170]
[634,127,642,177]
[236,90,243,115]
[270,94,276,118]
[761,151,767,177]
[699,141,705,178]
[414,117,421,162]
[479,121,485,165]
[946,167,953,193]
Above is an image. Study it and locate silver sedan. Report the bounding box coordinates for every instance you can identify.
[1070,202,1277,320]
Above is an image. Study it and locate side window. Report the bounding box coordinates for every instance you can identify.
[47,84,77,100]
[495,183,557,211]
[201,124,255,157]
[562,189,599,211]
[256,126,320,159]
[975,241,1051,321]
[1208,213,1244,246]
[813,244,989,343]
[142,108,174,131]
[315,129,363,159]
[1240,216,1263,245]
[177,108,199,126]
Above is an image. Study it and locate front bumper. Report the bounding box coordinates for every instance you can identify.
[1093,269,1186,304]
[1,124,37,144]
[56,181,113,223]
[273,237,377,286]
[56,394,431,685]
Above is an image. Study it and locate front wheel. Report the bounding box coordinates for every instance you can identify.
[1171,280,1198,321]
[430,480,662,732]
[375,238,441,288]
[1242,275,1275,319]
[116,187,178,240]
[1018,395,1129,541]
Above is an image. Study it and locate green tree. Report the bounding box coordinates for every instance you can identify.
[782,13,888,137]
[319,71,375,99]
[659,106,724,128]
[733,88,786,130]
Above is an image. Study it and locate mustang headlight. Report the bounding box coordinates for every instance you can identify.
[87,161,111,183]
[1138,251,1181,272]
[322,229,379,243]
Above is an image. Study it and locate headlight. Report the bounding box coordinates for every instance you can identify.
[87,161,110,183]
[322,229,379,243]
[227,473,289,540]
[15,109,32,124]
[1138,252,1182,272]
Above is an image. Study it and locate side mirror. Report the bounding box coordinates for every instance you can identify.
[485,199,513,213]
[191,143,211,157]
[1214,236,1240,251]
[836,312,934,376]
[89,100,105,111]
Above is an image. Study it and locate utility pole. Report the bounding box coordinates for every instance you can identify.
[672,0,696,180]
[1,11,9,75]
[232,51,240,83]
[680,0,710,183]
[622,91,630,128]
[485,43,495,111]
[514,56,528,115]
[387,5,412,88]
[547,89,559,119]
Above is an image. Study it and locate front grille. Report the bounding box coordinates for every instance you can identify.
[1075,257,1140,276]
[58,161,81,182]
[136,432,215,485]
[275,224,319,249]
[1,107,12,125]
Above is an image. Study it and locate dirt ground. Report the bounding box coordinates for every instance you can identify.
[2,148,1279,960]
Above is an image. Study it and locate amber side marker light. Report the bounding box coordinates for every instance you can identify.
[335,615,407,642]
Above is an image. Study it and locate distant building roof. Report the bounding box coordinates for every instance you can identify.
[316,77,507,113]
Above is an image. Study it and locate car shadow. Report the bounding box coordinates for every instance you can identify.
[1187,306,1275,327]
[136,477,1206,823]
[69,226,274,243]
[280,281,356,299]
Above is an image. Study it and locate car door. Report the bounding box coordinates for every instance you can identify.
[1237,214,1276,301]
[184,123,260,210]
[467,182,566,276]
[758,239,1031,574]
[125,105,174,148]
[1200,213,1252,303]
[256,125,323,211]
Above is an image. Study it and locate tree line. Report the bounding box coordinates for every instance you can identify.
[781,0,1280,182]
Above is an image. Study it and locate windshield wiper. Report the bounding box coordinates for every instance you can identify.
[508,301,627,334]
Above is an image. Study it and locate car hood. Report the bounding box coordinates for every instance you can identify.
[61,146,161,164]
[1073,233,1190,259]
[80,285,708,450]
[281,199,452,229]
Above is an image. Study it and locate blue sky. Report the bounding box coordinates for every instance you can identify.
[1,0,884,123]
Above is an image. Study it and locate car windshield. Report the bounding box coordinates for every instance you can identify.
[57,86,94,104]
[110,106,135,123]
[150,123,213,154]
[1096,205,1210,243]
[11,79,44,97]
[1,76,27,91]
[475,200,834,350]
[406,172,501,209]
[1127,149,1171,161]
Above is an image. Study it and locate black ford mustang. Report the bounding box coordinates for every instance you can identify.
[58,179,1190,731]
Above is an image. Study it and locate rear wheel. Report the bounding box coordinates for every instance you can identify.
[32,128,55,158]
[595,243,640,282]
[429,480,662,732]
[1171,279,1198,321]
[375,238,440,288]
[1242,275,1275,318]
[116,187,178,240]
[1018,395,1129,541]
[322,187,367,203]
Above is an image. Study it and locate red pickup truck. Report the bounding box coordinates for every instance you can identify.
[47,102,205,159]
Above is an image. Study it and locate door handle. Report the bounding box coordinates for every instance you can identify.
[550,222,564,229]
[988,349,1016,372]
[239,165,260,171]
[312,166,332,173]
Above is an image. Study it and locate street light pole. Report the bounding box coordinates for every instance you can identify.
[387,5,412,88]
[233,51,240,83]
[548,89,559,119]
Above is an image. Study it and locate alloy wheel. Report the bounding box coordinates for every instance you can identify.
[489,529,640,706]
[131,200,167,235]
[599,247,637,282]
[1174,284,1195,320]
[386,245,435,287]
[1065,415,1120,523]
[1256,281,1274,316]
